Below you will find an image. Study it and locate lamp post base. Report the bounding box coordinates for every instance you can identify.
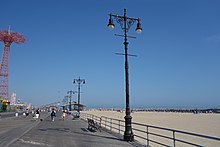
[124,114,134,141]
[124,133,134,142]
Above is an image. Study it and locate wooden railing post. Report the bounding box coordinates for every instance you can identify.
[146,126,149,146]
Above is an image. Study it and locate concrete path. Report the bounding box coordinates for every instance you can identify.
[0,111,49,147]
[1,112,144,147]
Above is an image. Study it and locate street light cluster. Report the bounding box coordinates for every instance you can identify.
[65,77,86,113]
[73,77,86,113]
[108,10,142,33]
[67,90,75,111]
[107,8,142,142]
[63,8,141,143]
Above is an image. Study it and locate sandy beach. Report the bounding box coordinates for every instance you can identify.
[83,110,220,146]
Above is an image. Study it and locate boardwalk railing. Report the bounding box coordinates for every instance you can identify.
[0,112,23,119]
[80,113,220,147]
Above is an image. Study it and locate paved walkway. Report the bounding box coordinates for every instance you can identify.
[0,112,49,147]
[3,112,144,147]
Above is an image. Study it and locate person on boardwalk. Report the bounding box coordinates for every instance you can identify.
[25,109,29,117]
[33,108,40,121]
[62,110,66,121]
[51,109,56,121]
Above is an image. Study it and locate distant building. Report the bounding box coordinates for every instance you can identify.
[10,91,16,105]
[61,101,85,111]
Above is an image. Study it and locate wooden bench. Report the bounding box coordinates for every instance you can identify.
[87,118,101,132]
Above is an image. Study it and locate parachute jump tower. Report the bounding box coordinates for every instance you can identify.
[0,28,26,99]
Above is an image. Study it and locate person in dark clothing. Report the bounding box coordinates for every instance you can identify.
[51,109,56,121]
[25,109,29,116]
[35,109,40,121]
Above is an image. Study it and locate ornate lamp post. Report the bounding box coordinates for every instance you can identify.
[107,8,142,142]
[73,77,86,113]
[67,90,75,111]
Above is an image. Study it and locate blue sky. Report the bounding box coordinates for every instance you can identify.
[0,0,219,108]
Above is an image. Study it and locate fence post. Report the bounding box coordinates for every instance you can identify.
[100,117,102,127]
[105,117,107,128]
[110,118,112,131]
[173,130,176,147]
[147,126,149,146]
[119,120,120,134]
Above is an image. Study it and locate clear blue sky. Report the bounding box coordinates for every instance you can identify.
[0,0,219,108]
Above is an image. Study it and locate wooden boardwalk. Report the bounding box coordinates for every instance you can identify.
[0,112,144,147]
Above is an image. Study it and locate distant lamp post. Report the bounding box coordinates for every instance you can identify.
[67,90,75,111]
[73,77,86,113]
[64,95,69,110]
[107,8,142,142]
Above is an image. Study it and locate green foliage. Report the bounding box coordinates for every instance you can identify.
[1,104,7,112]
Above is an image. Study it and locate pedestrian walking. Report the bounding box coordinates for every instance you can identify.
[62,110,66,121]
[25,109,29,117]
[51,109,56,121]
[76,111,80,118]
[35,108,40,121]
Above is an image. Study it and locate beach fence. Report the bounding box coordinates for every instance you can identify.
[80,113,220,147]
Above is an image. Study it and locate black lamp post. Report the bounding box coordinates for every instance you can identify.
[73,77,86,113]
[107,8,142,142]
[64,95,69,110]
[67,90,75,111]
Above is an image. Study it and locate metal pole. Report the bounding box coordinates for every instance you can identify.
[123,8,134,142]
[69,94,71,111]
[147,126,149,146]
[73,77,85,113]
[108,8,142,142]
[173,130,176,147]
[78,81,80,113]
[67,90,74,111]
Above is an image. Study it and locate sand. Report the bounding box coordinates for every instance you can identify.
[83,110,220,146]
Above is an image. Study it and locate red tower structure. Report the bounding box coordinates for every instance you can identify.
[0,28,26,99]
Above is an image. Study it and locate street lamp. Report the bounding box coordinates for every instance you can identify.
[73,77,86,113]
[67,90,75,111]
[64,95,69,110]
[107,8,142,142]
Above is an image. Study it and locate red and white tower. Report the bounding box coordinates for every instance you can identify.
[0,28,26,99]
